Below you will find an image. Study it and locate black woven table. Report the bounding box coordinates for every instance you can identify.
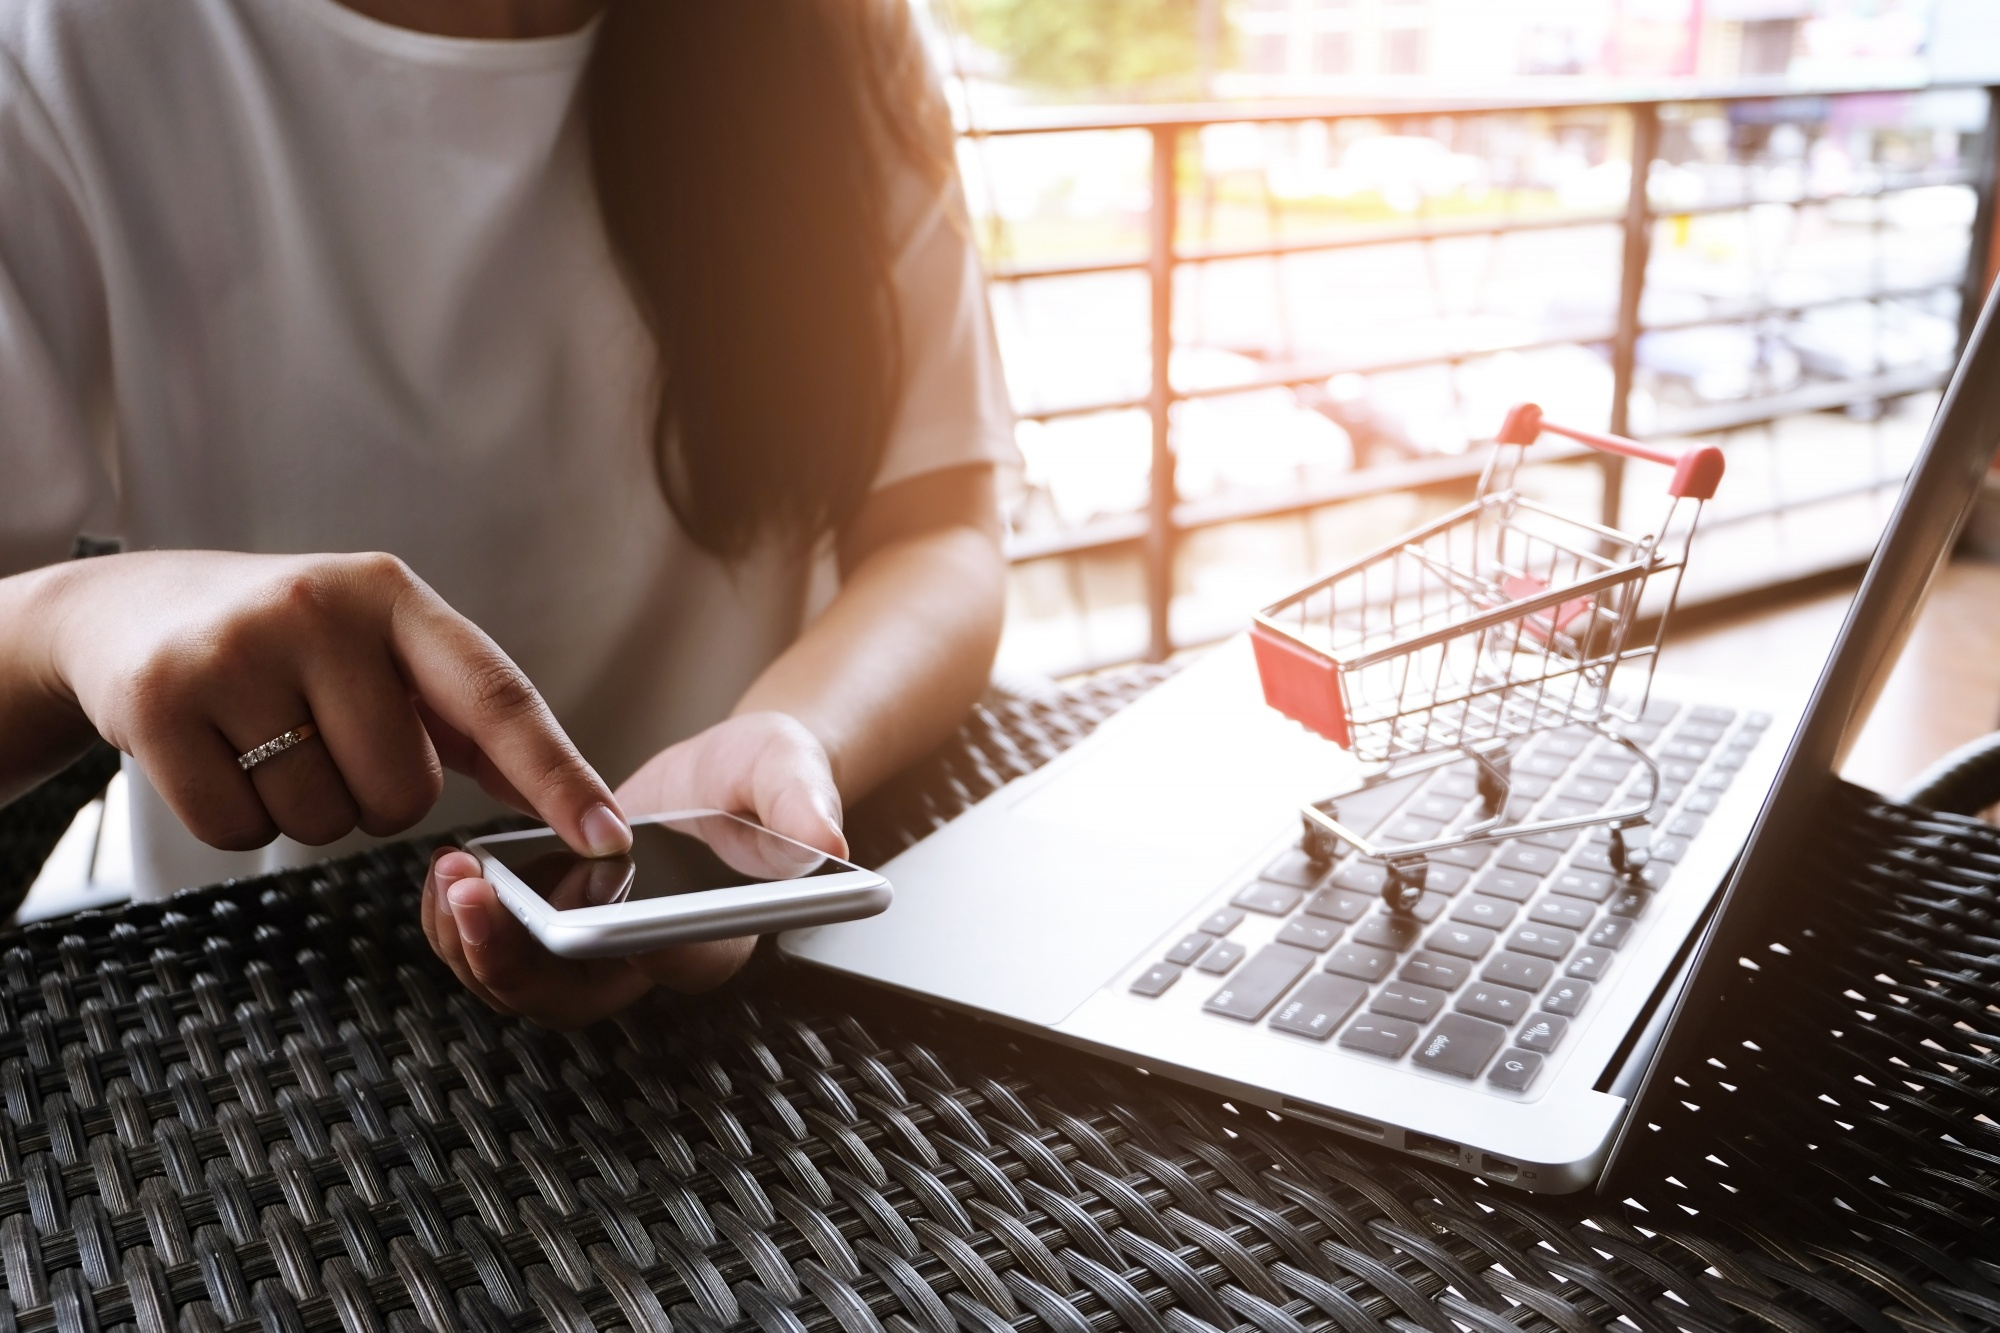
[1,669,1997,1333]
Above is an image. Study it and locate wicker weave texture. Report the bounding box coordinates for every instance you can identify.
[0,671,1995,1332]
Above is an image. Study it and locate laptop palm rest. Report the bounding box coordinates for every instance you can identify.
[781,639,1357,1026]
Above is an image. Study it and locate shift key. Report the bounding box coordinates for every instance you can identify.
[1204,944,1317,1021]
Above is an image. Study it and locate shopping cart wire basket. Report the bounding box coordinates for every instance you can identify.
[1251,402,1725,911]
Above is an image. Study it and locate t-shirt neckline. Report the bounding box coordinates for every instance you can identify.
[282,0,600,70]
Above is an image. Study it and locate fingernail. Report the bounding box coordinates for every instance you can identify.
[581,803,632,858]
[449,884,489,945]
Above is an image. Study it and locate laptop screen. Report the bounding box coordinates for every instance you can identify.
[1606,284,2000,1186]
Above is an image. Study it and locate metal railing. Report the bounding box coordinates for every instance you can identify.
[974,77,2000,664]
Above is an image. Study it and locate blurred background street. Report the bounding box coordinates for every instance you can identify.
[921,0,2000,678]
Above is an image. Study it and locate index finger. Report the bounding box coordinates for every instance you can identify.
[385,579,631,858]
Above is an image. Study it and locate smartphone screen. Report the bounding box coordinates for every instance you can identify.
[486,816,841,912]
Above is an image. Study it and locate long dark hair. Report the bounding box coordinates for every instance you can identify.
[588,0,955,559]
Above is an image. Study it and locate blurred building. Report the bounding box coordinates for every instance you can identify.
[1220,0,1966,94]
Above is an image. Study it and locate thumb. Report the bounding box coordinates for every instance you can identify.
[750,740,846,859]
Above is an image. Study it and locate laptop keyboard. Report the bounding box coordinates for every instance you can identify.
[1127,699,1771,1093]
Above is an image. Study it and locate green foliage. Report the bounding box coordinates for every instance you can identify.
[960,0,1227,99]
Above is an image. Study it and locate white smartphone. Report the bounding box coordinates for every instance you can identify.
[465,810,890,959]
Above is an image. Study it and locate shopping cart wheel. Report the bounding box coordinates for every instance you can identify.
[1474,745,1513,817]
[1609,824,1651,881]
[1383,857,1428,914]
[1301,796,1344,866]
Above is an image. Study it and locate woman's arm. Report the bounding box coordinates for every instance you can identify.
[740,460,1006,797]
[423,462,1008,1027]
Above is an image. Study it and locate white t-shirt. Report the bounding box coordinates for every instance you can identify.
[0,0,1016,894]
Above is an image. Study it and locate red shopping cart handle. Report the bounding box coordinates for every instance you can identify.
[1497,402,1724,500]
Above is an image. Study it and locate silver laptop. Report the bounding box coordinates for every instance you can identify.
[782,291,2000,1195]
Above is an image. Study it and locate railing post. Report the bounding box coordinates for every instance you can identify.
[1958,86,2000,352]
[1607,102,1660,530]
[1146,123,1181,664]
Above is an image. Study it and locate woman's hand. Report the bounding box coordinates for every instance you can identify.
[0,549,631,855]
[422,712,843,1028]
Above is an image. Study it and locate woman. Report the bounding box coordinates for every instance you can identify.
[0,0,1014,1026]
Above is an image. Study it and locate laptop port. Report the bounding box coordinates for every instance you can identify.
[1403,1131,1460,1164]
[1280,1101,1384,1140]
[1481,1154,1520,1180]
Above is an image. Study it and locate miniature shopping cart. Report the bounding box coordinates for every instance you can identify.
[1251,402,1725,913]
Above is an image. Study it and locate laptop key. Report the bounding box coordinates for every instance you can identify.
[1487,1049,1543,1092]
[1570,844,1613,874]
[1331,861,1387,893]
[1609,886,1651,918]
[1451,895,1518,930]
[1429,843,1493,870]
[1352,914,1423,952]
[1430,772,1480,799]
[1505,924,1575,960]
[1382,816,1445,844]
[1131,963,1183,997]
[1528,897,1593,931]
[1196,940,1246,974]
[1698,769,1734,793]
[1413,1013,1508,1079]
[1559,778,1615,806]
[1268,975,1367,1040]
[1165,932,1214,965]
[1338,1014,1420,1058]
[1517,1014,1568,1053]
[1203,944,1315,1021]
[1325,773,1432,836]
[1420,863,1472,895]
[1232,881,1304,916]
[1403,891,1452,923]
[1400,950,1471,991]
[1709,748,1748,772]
[1277,917,1341,952]
[1580,755,1637,782]
[1508,773,1554,799]
[1200,908,1246,936]
[1541,978,1591,1016]
[1565,948,1613,980]
[1425,923,1495,960]
[1372,982,1449,1023]
[1409,794,1465,823]
[1324,942,1396,983]
[1523,825,1578,852]
[1497,843,1559,876]
[1645,836,1689,864]
[1641,861,1674,890]
[1673,720,1728,744]
[1260,849,1323,889]
[1587,917,1633,950]
[1682,790,1720,815]
[1456,983,1533,1026]
[1659,740,1710,763]
[1688,704,1735,724]
[1533,732,1590,759]
[1474,868,1540,902]
[1303,888,1372,922]
[1518,752,1569,778]
[1482,951,1554,991]
[1549,868,1614,903]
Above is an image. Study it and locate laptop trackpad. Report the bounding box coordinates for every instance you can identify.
[782,639,1352,1026]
